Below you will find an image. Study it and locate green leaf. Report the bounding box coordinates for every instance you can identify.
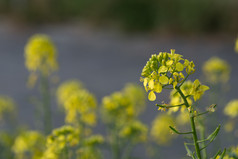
[184,143,196,159]
[207,125,221,142]
[219,148,226,159]
[212,149,221,159]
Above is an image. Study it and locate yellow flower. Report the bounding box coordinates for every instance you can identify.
[42,125,80,159]
[12,131,45,159]
[24,34,58,75]
[119,120,148,143]
[141,49,195,101]
[235,38,238,53]
[224,99,238,118]
[190,79,209,101]
[0,95,16,121]
[56,80,97,126]
[56,80,83,106]
[101,83,146,125]
[203,57,231,84]
[150,114,176,145]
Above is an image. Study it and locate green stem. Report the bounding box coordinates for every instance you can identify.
[176,86,202,159]
[198,119,207,159]
[111,128,120,159]
[40,74,52,135]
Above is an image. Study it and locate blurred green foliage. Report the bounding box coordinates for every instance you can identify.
[1,0,238,33]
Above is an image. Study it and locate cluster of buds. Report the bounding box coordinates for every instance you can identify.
[141,49,195,101]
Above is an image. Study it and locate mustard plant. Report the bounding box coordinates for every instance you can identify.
[24,34,58,134]
[140,49,225,159]
[101,83,148,159]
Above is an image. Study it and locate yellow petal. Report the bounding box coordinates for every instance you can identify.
[158,66,168,73]
[154,82,162,93]
[148,91,156,101]
[159,75,169,85]
[176,62,184,71]
[148,79,155,89]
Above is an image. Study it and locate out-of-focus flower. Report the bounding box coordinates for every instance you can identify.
[224,100,238,118]
[216,145,238,159]
[24,34,58,75]
[56,80,97,126]
[119,120,148,143]
[150,114,176,145]
[101,83,146,125]
[12,131,45,159]
[203,57,231,84]
[0,95,16,121]
[235,38,238,53]
[140,49,195,101]
[42,125,80,159]
[224,121,234,132]
[56,80,83,106]
[176,111,190,125]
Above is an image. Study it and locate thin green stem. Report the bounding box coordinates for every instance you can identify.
[40,74,52,135]
[198,119,207,159]
[176,86,202,159]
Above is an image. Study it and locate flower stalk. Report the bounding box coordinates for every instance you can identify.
[176,86,202,159]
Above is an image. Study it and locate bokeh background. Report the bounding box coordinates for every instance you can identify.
[0,0,238,158]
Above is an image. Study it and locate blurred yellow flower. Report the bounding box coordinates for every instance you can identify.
[56,80,83,106]
[235,38,238,53]
[56,80,97,126]
[24,34,58,75]
[12,131,45,159]
[0,95,16,121]
[42,125,80,159]
[150,114,176,145]
[101,83,146,125]
[224,99,238,118]
[119,120,148,143]
[203,57,231,84]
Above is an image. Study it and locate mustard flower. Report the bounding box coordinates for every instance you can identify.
[56,80,83,106]
[235,38,238,53]
[0,95,16,121]
[12,131,45,159]
[24,34,58,75]
[57,80,97,126]
[119,120,148,143]
[101,83,146,125]
[42,125,80,159]
[190,79,209,101]
[224,99,238,118]
[141,49,195,101]
[203,57,231,84]
[150,114,176,145]
[77,147,102,159]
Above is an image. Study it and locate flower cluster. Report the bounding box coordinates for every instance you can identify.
[12,131,45,159]
[235,38,238,53]
[150,114,175,145]
[119,120,148,143]
[101,83,145,125]
[42,125,80,159]
[203,57,231,84]
[57,80,97,126]
[24,34,58,75]
[0,96,16,121]
[140,49,195,101]
[76,135,104,159]
[224,99,238,118]
[216,145,238,159]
